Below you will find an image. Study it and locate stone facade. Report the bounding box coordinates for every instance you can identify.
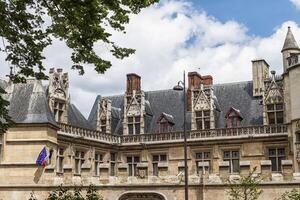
[0,27,300,200]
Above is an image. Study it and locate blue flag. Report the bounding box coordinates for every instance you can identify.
[36,147,47,166]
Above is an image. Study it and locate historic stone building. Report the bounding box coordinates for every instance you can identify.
[0,27,300,200]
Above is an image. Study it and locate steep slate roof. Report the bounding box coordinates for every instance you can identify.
[3,80,58,126]
[282,27,299,51]
[214,81,263,128]
[88,80,263,134]
[68,103,92,129]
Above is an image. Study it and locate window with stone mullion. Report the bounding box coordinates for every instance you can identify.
[128,116,141,135]
[74,151,85,175]
[195,151,211,174]
[269,148,285,172]
[267,103,284,125]
[223,150,240,173]
[127,156,140,176]
[94,153,103,176]
[195,110,210,130]
[152,154,167,176]
[56,148,64,173]
[53,100,65,122]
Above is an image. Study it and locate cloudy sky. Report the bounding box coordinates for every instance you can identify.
[1,0,300,118]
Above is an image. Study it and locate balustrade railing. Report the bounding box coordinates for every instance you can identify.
[58,123,287,145]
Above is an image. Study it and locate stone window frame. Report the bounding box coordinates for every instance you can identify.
[53,99,66,123]
[74,149,86,175]
[267,147,286,172]
[110,152,117,176]
[94,151,104,177]
[266,103,284,125]
[223,149,240,174]
[56,146,65,174]
[127,116,141,135]
[195,151,212,174]
[126,154,140,177]
[195,110,210,130]
[152,154,168,176]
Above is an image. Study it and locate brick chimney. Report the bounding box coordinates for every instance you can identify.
[126,73,141,94]
[187,72,213,111]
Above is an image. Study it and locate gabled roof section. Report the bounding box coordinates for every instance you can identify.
[68,103,92,129]
[3,80,58,127]
[282,27,299,52]
[157,112,175,125]
[225,107,243,120]
[214,81,263,128]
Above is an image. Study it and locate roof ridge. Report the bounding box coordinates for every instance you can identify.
[213,80,252,86]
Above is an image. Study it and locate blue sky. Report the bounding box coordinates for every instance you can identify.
[2,0,300,117]
[190,0,300,36]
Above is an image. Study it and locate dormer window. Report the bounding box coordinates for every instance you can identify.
[128,116,141,135]
[225,107,243,128]
[100,119,106,133]
[156,113,174,133]
[53,100,65,122]
[195,110,210,130]
[267,103,284,124]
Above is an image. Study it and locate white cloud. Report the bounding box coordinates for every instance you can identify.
[290,0,300,9]
[1,0,300,118]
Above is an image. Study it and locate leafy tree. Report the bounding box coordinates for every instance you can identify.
[226,167,262,200]
[0,86,14,133]
[276,189,300,200]
[0,0,158,132]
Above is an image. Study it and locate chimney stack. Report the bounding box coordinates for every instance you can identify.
[126,73,141,94]
[187,71,213,111]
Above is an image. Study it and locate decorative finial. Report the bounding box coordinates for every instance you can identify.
[271,70,276,81]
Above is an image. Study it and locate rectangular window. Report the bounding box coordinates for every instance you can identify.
[56,148,64,173]
[74,151,85,174]
[195,151,211,174]
[110,153,116,176]
[269,148,285,172]
[267,103,284,125]
[94,153,103,176]
[127,156,140,176]
[100,119,106,133]
[127,116,141,135]
[224,150,240,173]
[195,110,210,130]
[152,154,167,176]
[53,100,65,122]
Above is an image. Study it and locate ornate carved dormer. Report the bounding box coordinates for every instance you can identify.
[263,71,284,125]
[48,68,69,123]
[96,98,112,133]
[123,74,145,135]
[188,72,217,131]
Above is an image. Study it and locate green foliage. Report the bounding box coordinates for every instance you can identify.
[0,87,14,133]
[226,167,262,200]
[29,185,103,200]
[0,0,158,80]
[276,189,300,200]
[0,0,158,133]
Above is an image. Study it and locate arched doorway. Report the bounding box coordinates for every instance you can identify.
[118,192,166,200]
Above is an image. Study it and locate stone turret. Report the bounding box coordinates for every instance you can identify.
[281,27,300,72]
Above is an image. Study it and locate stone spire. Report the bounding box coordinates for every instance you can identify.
[282,26,299,52]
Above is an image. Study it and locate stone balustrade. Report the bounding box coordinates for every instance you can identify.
[58,123,288,145]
